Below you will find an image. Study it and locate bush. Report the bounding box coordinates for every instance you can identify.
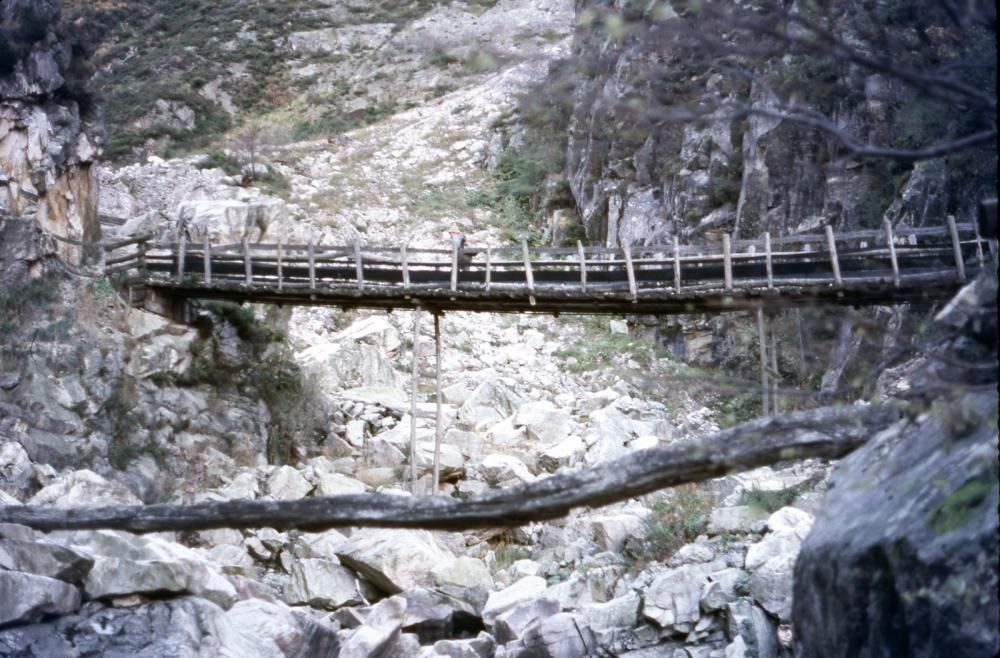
[639,484,715,563]
[741,487,799,513]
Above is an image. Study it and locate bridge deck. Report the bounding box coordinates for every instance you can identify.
[104,220,990,316]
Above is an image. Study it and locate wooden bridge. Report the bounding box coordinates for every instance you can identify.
[103,219,991,318]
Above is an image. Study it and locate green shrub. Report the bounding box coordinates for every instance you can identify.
[741,487,799,513]
[641,484,715,563]
[197,150,242,176]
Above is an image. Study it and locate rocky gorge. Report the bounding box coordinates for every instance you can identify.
[1,1,998,657]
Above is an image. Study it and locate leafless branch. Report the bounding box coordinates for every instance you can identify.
[0,404,900,534]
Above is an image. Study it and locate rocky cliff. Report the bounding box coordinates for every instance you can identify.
[0,0,101,260]
[564,1,997,246]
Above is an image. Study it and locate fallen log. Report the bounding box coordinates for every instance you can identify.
[0,404,899,534]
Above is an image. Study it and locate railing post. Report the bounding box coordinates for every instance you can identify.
[723,233,733,291]
[308,241,316,292]
[203,235,212,285]
[883,220,900,287]
[764,232,773,289]
[137,240,147,279]
[673,235,682,293]
[176,233,187,283]
[401,244,410,290]
[623,241,637,301]
[277,241,284,291]
[450,239,459,292]
[825,225,842,286]
[947,216,966,282]
[522,239,535,305]
[243,237,252,285]
[354,239,364,291]
[485,247,492,291]
[577,240,587,292]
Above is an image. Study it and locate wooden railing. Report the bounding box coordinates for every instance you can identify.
[101,220,990,314]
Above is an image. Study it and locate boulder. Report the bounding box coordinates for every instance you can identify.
[589,513,646,553]
[478,453,535,486]
[643,562,723,630]
[225,598,326,657]
[699,568,742,611]
[431,556,494,613]
[513,401,576,445]
[707,506,769,535]
[726,600,777,658]
[339,595,407,658]
[0,595,317,657]
[314,473,367,496]
[0,537,93,583]
[287,558,363,609]
[457,379,523,430]
[494,598,561,644]
[336,529,454,594]
[74,530,237,609]
[749,552,796,622]
[28,469,141,507]
[519,612,597,658]
[793,389,999,657]
[0,441,33,497]
[582,593,642,631]
[177,197,287,243]
[266,465,313,500]
[538,436,586,472]
[482,576,549,626]
[743,508,812,571]
[431,632,496,658]
[0,571,81,626]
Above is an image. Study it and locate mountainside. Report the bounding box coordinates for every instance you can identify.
[0,1,996,657]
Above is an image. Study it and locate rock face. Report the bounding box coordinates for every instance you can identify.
[566,2,994,247]
[793,275,999,657]
[0,0,101,258]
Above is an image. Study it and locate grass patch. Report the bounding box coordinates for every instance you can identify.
[741,487,799,514]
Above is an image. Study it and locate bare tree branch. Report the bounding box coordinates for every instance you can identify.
[0,404,900,534]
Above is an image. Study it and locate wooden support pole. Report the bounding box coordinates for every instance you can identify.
[202,235,211,285]
[973,223,985,268]
[947,215,966,282]
[723,233,733,291]
[764,232,774,289]
[243,237,252,285]
[623,241,637,301]
[484,247,492,291]
[433,313,443,494]
[577,240,587,292]
[522,239,535,306]
[409,309,421,494]
[308,241,316,291]
[354,240,365,290]
[137,240,147,279]
[769,315,780,416]
[673,236,682,293]
[176,233,187,282]
[883,220,900,287]
[825,225,842,286]
[401,245,410,289]
[450,240,459,292]
[757,306,770,417]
